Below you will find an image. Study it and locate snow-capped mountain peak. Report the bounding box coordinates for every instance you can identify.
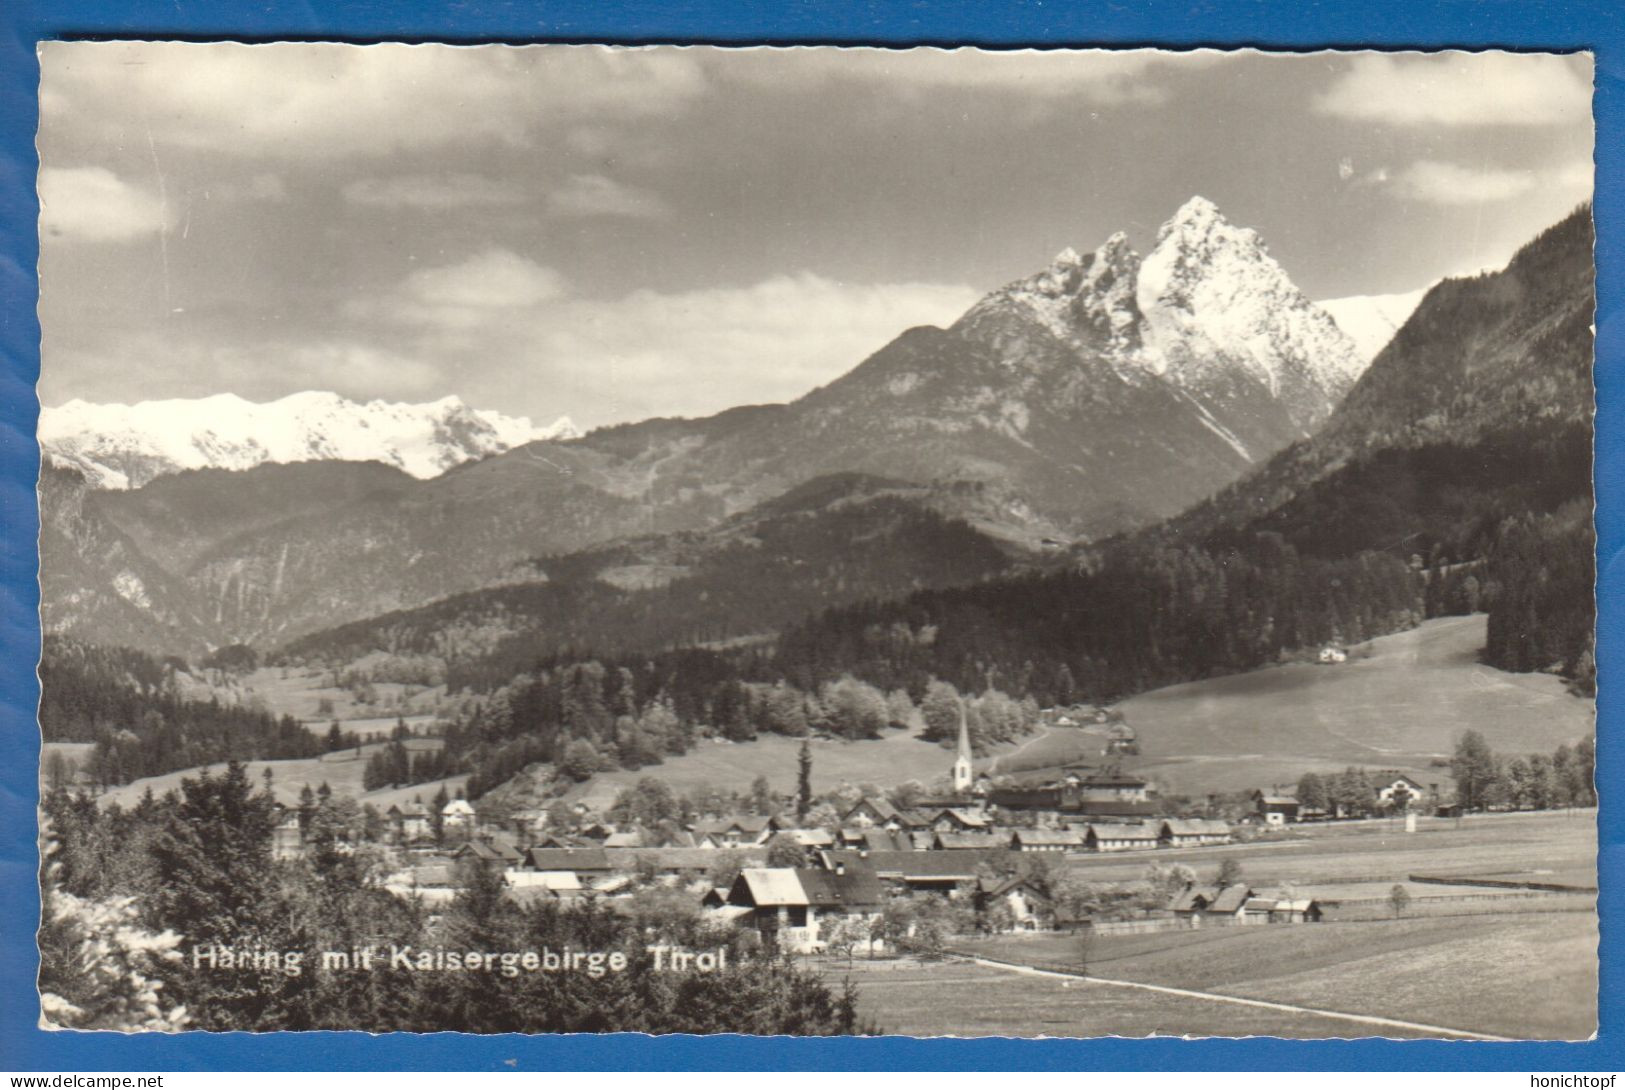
[40,390,580,489]
[954,197,1365,436]
[1317,287,1430,363]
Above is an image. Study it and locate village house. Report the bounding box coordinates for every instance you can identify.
[930,807,992,834]
[932,831,996,851]
[1371,772,1431,809]
[693,815,782,848]
[441,797,476,832]
[1083,822,1160,852]
[453,834,524,866]
[816,849,999,896]
[504,870,586,902]
[386,802,432,843]
[272,808,304,861]
[842,797,900,828]
[1268,897,1324,923]
[1009,828,1085,853]
[843,798,932,834]
[975,873,1055,931]
[1075,772,1151,803]
[719,864,886,954]
[521,846,615,887]
[1157,818,1234,848]
[1169,882,1254,924]
[1252,792,1301,826]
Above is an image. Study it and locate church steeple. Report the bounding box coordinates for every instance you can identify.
[952,700,973,793]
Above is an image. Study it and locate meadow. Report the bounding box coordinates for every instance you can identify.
[1122,615,1594,795]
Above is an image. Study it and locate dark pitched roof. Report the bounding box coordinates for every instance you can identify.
[819,849,1015,881]
[1011,829,1085,847]
[523,847,613,872]
[602,847,765,871]
[845,797,900,823]
[797,865,885,908]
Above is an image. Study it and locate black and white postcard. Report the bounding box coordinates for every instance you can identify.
[33,43,1597,1039]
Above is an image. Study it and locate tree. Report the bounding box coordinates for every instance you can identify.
[822,914,867,964]
[796,738,813,819]
[1295,772,1329,813]
[560,739,600,782]
[1216,858,1244,888]
[765,833,809,868]
[1451,730,1497,811]
[707,850,748,891]
[1388,883,1412,918]
[749,775,777,817]
[609,777,683,828]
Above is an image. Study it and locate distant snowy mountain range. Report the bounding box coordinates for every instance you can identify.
[39,391,579,489]
[1318,288,1430,363]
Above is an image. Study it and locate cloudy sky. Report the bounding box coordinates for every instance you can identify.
[37,44,1592,429]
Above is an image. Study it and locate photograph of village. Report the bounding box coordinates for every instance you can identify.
[34,43,1596,1039]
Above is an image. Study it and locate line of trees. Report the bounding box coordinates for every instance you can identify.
[1448,729,1595,813]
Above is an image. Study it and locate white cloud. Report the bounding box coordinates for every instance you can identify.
[345,258,978,422]
[1389,160,1538,204]
[1314,52,1591,127]
[502,274,979,419]
[546,174,669,219]
[1360,157,1591,206]
[350,249,569,330]
[38,166,171,242]
[714,47,1224,107]
[40,42,708,159]
[343,173,530,210]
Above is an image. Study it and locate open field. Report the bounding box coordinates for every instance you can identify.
[96,736,449,809]
[987,727,1107,777]
[833,957,1474,1039]
[1123,615,1594,795]
[236,665,446,724]
[1062,808,1596,889]
[564,730,1017,810]
[950,908,1594,1039]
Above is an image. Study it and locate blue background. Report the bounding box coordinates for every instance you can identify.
[0,0,1619,1071]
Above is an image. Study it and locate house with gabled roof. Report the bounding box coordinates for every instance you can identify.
[1158,818,1233,848]
[933,831,995,851]
[694,815,782,848]
[843,797,901,828]
[1009,828,1085,852]
[1251,792,1300,826]
[454,834,524,865]
[387,802,432,843]
[931,807,991,834]
[441,797,476,831]
[1170,882,1254,923]
[1083,823,1160,852]
[722,864,885,953]
[522,846,613,875]
[974,872,1055,931]
[816,849,1005,895]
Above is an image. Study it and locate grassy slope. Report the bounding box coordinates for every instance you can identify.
[963,912,1595,1040]
[1121,614,1594,795]
[94,737,458,810]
